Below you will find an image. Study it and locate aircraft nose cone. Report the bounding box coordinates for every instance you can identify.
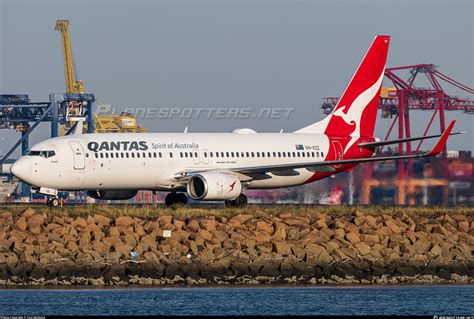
[11,157,32,182]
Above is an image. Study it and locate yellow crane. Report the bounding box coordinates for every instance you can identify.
[55,20,85,94]
[55,19,145,133]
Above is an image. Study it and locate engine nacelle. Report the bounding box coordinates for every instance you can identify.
[187,172,242,200]
[86,190,138,200]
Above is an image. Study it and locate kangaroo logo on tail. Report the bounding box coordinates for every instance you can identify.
[295,35,390,155]
[333,71,385,153]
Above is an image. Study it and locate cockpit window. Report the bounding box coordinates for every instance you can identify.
[45,151,55,158]
[28,151,41,156]
[28,150,55,158]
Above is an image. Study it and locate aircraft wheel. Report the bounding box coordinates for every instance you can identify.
[48,197,60,207]
[165,193,177,207]
[176,193,188,205]
[225,194,247,207]
[235,193,248,206]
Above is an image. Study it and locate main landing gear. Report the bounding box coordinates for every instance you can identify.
[47,197,60,207]
[225,194,248,207]
[165,192,188,207]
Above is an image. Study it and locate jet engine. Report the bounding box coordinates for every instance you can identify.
[187,172,242,200]
[86,190,138,200]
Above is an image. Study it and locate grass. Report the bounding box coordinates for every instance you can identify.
[0,204,473,220]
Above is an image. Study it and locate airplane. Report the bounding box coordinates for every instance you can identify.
[10,35,462,207]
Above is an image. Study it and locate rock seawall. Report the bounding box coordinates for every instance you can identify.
[0,207,473,286]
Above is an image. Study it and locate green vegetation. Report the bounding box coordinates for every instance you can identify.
[0,204,473,220]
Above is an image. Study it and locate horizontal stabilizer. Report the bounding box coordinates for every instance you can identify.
[359,129,463,149]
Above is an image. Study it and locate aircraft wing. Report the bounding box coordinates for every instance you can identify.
[174,120,455,178]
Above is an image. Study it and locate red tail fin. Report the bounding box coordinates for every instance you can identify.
[296,35,390,141]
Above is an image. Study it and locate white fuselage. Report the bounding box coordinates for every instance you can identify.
[11,130,356,192]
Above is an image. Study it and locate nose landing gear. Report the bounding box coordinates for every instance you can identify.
[165,192,188,207]
[47,197,60,207]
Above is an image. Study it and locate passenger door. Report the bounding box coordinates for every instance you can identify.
[69,141,85,170]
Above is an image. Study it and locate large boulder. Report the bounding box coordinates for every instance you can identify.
[115,216,135,227]
[27,214,45,234]
[273,242,292,256]
[93,214,111,226]
[14,217,27,231]
[346,232,361,245]
[199,218,216,232]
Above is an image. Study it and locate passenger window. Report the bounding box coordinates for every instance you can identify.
[180,152,183,158]
[256,152,260,158]
[105,153,109,159]
[311,152,315,157]
[241,152,244,157]
[273,152,276,157]
[282,152,286,158]
[292,152,296,157]
[287,152,291,157]
[121,153,124,158]
[251,152,255,157]
[110,153,114,158]
[204,152,207,158]
[231,152,234,157]
[321,152,324,157]
[170,152,173,158]
[86,153,89,158]
[278,152,281,157]
[131,153,135,158]
[302,152,305,157]
[95,153,98,158]
[246,152,249,157]
[159,153,162,158]
[210,152,213,158]
[226,152,229,157]
[216,152,219,158]
[261,152,264,158]
[221,152,224,157]
[195,152,198,157]
[185,152,188,158]
[137,153,140,158]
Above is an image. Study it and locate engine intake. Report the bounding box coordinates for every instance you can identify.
[86,190,138,200]
[187,172,241,200]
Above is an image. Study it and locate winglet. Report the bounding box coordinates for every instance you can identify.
[425,120,456,157]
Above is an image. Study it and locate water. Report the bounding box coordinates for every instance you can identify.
[1,285,473,316]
